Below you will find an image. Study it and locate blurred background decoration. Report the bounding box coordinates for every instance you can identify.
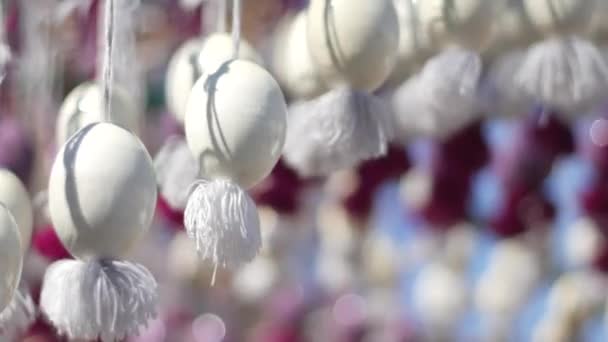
[0,0,607,341]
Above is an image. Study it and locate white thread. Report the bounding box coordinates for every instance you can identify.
[231,0,241,59]
[101,0,115,123]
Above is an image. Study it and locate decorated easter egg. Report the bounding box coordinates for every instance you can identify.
[184,59,287,188]
[166,34,261,124]
[0,203,23,312]
[165,39,204,125]
[48,123,157,260]
[306,0,399,91]
[271,11,326,100]
[416,0,500,51]
[56,82,139,147]
[522,0,597,36]
[0,169,33,250]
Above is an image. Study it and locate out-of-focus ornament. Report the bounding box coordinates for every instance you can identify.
[564,217,604,268]
[392,48,483,139]
[271,10,326,100]
[475,239,541,320]
[165,33,261,124]
[283,0,399,175]
[0,204,22,315]
[0,169,33,250]
[415,0,502,52]
[515,0,607,114]
[41,123,158,341]
[485,0,540,58]
[56,82,139,147]
[412,261,467,339]
[154,136,197,216]
[385,0,433,87]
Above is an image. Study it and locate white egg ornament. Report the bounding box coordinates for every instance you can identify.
[0,170,36,339]
[184,59,286,282]
[0,169,33,250]
[415,0,502,52]
[271,11,326,100]
[40,123,158,341]
[385,0,434,87]
[56,82,140,147]
[283,0,398,176]
[0,204,23,314]
[165,33,261,124]
[515,0,607,115]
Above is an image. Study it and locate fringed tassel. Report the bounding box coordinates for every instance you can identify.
[154,136,198,211]
[184,179,261,284]
[0,282,36,340]
[283,87,391,177]
[40,259,158,342]
[515,37,608,115]
[393,48,483,139]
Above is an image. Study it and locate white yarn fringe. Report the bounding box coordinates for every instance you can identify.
[283,88,391,177]
[392,48,483,139]
[40,259,158,342]
[515,37,608,115]
[184,179,261,283]
[0,283,36,341]
[154,136,198,211]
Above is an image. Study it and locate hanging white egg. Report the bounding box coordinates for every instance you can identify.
[56,82,139,147]
[271,11,326,100]
[184,59,287,188]
[485,1,541,57]
[165,38,204,125]
[48,122,157,260]
[522,0,598,36]
[306,0,400,91]
[166,34,261,124]
[416,0,501,51]
[0,203,23,313]
[0,169,33,250]
[386,0,434,87]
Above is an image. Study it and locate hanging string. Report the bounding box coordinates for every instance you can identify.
[217,0,227,32]
[101,0,115,123]
[231,0,241,59]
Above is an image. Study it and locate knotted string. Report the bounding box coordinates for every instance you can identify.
[231,0,241,59]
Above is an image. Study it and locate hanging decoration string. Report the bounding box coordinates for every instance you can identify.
[101,0,116,123]
[217,0,227,32]
[231,0,241,59]
[201,0,227,36]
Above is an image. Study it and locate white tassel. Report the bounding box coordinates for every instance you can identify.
[392,48,483,139]
[0,283,36,340]
[515,37,608,115]
[154,136,198,211]
[40,259,158,342]
[416,48,482,120]
[184,179,261,284]
[283,87,390,177]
